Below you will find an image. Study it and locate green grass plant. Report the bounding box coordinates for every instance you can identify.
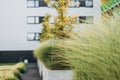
[0,63,16,66]
[14,62,26,73]
[0,71,18,80]
[11,68,21,80]
[59,15,120,80]
[0,62,26,80]
[113,7,120,15]
[34,39,72,70]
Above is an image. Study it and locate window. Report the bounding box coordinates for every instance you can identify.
[68,0,93,8]
[85,0,93,7]
[27,16,44,24]
[86,16,94,24]
[69,0,81,7]
[69,0,76,7]
[47,0,93,8]
[79,16,86,23]
[75,0,80,7]
[27,0,39,8]
[79,0,85,7]
[27,32,40,41]
[39,0,47,7]
[78,16,94,24]
[76,17,80,23]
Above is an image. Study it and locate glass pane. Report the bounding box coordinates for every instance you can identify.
[35,0,39,7]
[39,17,44,23]
[35,17,39,23]
[35,33,40,40]
[75,0,80,7]
[27,17,35,23]
[79,16,86,23]
[39,1,47,7]
[85,0,93,7]
[76,17,79,23]
[27,33,35,40]
[69,0,75,7]
[86,16,94,24]
[47,4,51,7]
[79,1,85,7]
[27,1,35,7]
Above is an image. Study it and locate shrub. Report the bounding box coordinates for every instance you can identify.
[34,39,72,70]
[0,62,26,80]
[5,71,18,80]
[0,71,18,80]
[15,62,26,73]
[60,15,120,80]
[11,68,21,80]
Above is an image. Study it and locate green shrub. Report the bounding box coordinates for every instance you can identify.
[0,71,4,79]
[34,39,71,70]
[60,15,120,80]
[11,68,21,80]
[0,62,26,80]
[5,71,18,80]
[0,71,18,80]
[15,62,26,73]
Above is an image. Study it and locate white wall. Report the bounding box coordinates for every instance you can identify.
[0,0,100,51]
[0,0,40,50]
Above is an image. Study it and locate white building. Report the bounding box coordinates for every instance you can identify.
[0,0,100,51]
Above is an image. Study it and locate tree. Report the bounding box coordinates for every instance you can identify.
[40,0,78,42]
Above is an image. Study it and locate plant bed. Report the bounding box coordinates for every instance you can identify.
[34,39,72,70]
[60,15,120,80]
[34,0,78,79]
[34,39,75,80]
[37,60,73,80]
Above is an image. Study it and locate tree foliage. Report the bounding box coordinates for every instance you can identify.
[40,0,78,42]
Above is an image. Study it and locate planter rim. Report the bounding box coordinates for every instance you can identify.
[38,59,71,71]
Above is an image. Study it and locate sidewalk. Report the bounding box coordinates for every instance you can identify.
[22,63,41,80]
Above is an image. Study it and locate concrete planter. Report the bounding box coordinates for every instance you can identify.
[37,60,73,80]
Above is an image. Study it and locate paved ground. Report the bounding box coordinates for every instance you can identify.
[22,63,41,80]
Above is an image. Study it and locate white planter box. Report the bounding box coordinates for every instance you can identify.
[37,60,73,80]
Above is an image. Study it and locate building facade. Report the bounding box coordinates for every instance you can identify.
[0,0,100,51]
[0,0,100,62]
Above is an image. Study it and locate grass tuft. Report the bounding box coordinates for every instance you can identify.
[60,14,120,80]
